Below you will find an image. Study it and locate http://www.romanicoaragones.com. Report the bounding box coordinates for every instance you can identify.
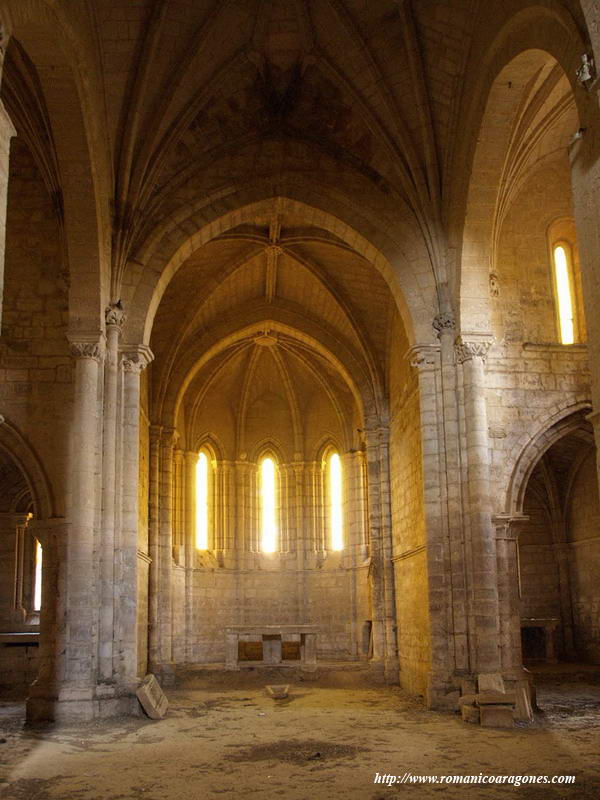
[373,772,576,788]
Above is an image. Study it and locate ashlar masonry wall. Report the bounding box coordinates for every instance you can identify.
[1,138,71,514]
[487,159,592,511]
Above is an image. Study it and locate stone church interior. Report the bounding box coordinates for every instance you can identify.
[0,0,600,797]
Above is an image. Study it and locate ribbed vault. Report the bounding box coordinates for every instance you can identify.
[149,199,398,429]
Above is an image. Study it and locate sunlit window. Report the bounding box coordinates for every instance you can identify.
[329,453,344,551]
[260,457,277,553]
[553,244,575,345]
[33,539,43,612]
[196,451,209,550]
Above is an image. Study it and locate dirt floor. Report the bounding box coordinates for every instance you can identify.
[1,665,599,800]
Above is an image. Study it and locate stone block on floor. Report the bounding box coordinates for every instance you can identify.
[461,704,480,724]
[514,685,534,722]
[478,672,505,694]
[480,705,514,728]
[477,690,516,705]
[136,674,169,720]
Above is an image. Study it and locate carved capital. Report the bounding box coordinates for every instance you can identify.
[149,425,163,447]
[363,420,390,449]
[68,337,105,362]
[105,300,126,329]
[454,335,492,364]
[185,450,199,465]
[493,513,529,540]
[160,426,178,450]
[407,344,439,369]
[432,312,455,336]
[121,344,154,373]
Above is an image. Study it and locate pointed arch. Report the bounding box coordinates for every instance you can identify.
[0,416,54,519]
[505,402,593,515]
[123,195,433,349]
[448,3,587,332]
[0,0,110,331]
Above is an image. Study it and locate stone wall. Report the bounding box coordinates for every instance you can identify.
[492,160,580,345]
[0,639,38,694]
[487,153,591,511]
[187,556,368,663]
[519,492,561,621]
[154,333,373,667]
[1,137,71,518]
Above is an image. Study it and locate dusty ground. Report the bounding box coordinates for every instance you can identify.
[1,666,599,800]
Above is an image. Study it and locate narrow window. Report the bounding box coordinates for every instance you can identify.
[329,453,343,550]
[553,244,575,345]
[33,539,43,612]
[196,451,209,550]
[260,457,277,553]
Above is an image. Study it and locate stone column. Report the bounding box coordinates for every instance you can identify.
[364,422,398,681]
[148,425,162,671]
[60,336,104,719]
[26,519,67,722]
[409,341,455,706]
[0,512,29,627]
[117,345,153,689]
[293,461,306,621]
[433,314,468,678]
[493,514,528,676]
[157,427,176,683]
[342,451,362,656]
[554,543,577,661]
[305,461,324,557]
[218,460,233,551]
[236,459,252,554]
[171,444,185,664]
[98,302,125,682]
[455,335,501,677]
[173,448,184,564]
[184,451,197,662]
[344,450,368,562]
[234,459,251,619]
[0,98,15,327]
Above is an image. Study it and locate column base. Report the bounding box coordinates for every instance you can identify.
[26,680,141,723]
[383,655,400,685]
[367,659,386,683]
[428,665,537,715]
[426,671,460,710]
